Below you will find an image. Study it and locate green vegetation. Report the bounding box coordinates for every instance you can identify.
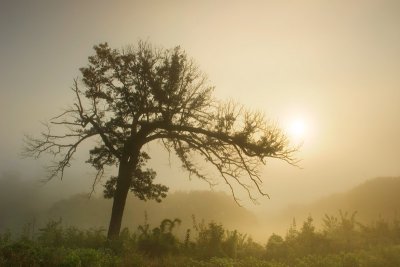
[2,212,400,266]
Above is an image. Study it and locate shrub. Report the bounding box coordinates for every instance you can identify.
[136,218,181,257]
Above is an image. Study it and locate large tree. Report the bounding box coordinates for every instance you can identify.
[24,42,296,239]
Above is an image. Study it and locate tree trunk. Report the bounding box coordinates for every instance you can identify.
[107,157,136,239]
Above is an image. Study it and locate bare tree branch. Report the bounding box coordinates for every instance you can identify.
[25,41,297,238]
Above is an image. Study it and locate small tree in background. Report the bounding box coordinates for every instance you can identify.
[24,41,296,239]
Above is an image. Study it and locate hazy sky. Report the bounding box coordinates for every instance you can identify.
[1,0,399,211]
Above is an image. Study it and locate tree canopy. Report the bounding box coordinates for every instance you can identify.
[24,41,296,238]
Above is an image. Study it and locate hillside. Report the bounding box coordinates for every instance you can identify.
[277,176,400,225]
[0,173,259,237]
[2,175,400,243]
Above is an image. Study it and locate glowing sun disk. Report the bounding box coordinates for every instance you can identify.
[288,119,307,140]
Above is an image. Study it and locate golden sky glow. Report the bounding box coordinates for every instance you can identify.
[287,118,308,143]
[0,0,399,211]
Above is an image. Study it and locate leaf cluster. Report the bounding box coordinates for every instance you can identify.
[24,41,296,203]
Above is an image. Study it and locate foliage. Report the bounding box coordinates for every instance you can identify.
[0,230,11,247]
[24,41,295,199]
[2,212,400,266]
[191,218,264,260]
[24,40,296,238]
[136,218,181,257]
[36,219,107,249]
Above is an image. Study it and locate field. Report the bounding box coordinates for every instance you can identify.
[2,212,400,267]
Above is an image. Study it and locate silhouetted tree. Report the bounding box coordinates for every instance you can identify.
[24,41,296,239]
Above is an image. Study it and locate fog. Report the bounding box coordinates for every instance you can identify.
[1,0,400,241]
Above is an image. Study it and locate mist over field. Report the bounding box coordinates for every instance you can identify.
[1,171,399,245]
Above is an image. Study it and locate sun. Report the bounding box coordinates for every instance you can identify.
[286,118,308,142]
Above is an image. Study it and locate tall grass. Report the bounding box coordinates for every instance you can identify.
[1,211,400,266]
